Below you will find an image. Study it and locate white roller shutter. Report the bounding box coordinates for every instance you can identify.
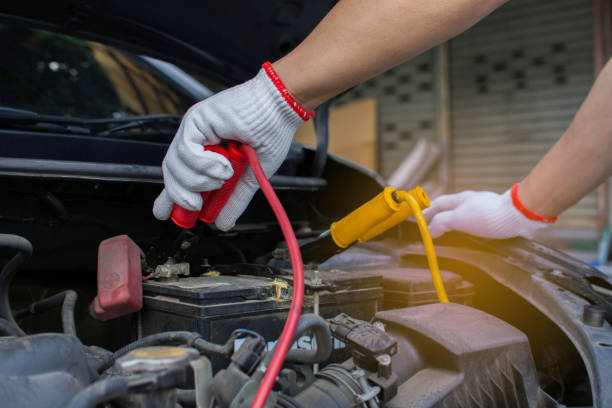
[450,0,596,231]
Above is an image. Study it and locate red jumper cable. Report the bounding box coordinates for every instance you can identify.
[170,142,304,408]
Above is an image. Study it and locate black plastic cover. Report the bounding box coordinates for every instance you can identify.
[0,334,92,408]
[376,303,540,408]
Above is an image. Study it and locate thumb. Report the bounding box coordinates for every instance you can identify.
[153,188,174,220]
[428,211,456,239]
[214,178,259,231]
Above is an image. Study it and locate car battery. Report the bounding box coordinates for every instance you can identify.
[379,267,475,309]
[140,265,382,370]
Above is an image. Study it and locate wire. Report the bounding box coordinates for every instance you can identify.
[404,195,449,303]
[240,145,304,408]
[0,234,33,336]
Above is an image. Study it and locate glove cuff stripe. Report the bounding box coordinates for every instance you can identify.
[262,62,315,121]
[511,183,558,223]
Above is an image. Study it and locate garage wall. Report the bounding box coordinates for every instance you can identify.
[449,0,596,231]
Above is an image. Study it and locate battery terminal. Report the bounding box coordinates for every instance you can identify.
[270,278,290,300]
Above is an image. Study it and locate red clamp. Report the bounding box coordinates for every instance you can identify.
[171,141,249,228]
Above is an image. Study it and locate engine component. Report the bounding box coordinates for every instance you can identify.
[211,335,267,407]
[328,313,397,372]
[151,257,190,279]
[379,267,475,309]
[117,346,199,373]
[376,302,540,407]
[292,363,381,408]
[284,313,333,364]
[211,314,332,407]
[96,330,236,373]
[115,346,199,408]
[275,303,542,407]
[0,334,92,408]
[252,314,332,387]
[141,267,382,371]
[93,235,144,321]
[328,313,399,403]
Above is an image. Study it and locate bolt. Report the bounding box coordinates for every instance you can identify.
[312,269,323,286]
[376,354,392,378]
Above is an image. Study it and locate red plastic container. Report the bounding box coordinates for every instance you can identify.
[199,142,249,223]
[170,145,230,228]
[93,235,144,321]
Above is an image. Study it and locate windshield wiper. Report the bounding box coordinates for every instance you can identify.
[93,115,181,141]
[0,108,182,139]
[0,107,91,134]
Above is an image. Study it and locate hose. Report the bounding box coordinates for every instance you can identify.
[404,195,449,303]
[66,376,129,408]
[0,234,33,336]
[61,290,78,336]
[253,314,331,383]
[15,290,78,337]
[285,314,332,364]
[96,331,234,373]
[0,317,22,336]
[283,314,332,365]
[176,389,197,407]
[241,145,304,408]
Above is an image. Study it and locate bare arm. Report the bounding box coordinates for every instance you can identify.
[519,59,612,218]
[273,0,508,111]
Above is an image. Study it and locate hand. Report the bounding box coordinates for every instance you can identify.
[423,189,550,239]
[153,65,307,231]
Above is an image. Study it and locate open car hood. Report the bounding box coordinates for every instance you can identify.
[0,0,337,85]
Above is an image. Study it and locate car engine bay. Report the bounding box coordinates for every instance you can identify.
[1,143,611,408]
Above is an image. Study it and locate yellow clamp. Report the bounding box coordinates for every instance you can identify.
[329,185,449,303]
[329,186,430,248]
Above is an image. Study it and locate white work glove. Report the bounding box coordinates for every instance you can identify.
[423,189,551,239]
[153,66,306,230]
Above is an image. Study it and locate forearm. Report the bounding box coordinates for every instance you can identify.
[519,59,612,217]
[273,0,507,111]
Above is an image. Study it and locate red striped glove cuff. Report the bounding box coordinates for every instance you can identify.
[262,62,315,121]
[511,183,558,223]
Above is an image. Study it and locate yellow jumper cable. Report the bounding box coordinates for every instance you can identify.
[301,185,449,303]
[404,194,449,303]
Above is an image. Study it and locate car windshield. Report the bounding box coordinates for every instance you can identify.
[0,22,194,119]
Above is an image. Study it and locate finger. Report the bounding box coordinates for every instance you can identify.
[175,107,222,149]
[163,170,204,210]
[170,146,233,180]
[152,189,174,220]
[423,193,466,222]
[164,151,230,191]
[214,177,258,231]
[428,211,456,239]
